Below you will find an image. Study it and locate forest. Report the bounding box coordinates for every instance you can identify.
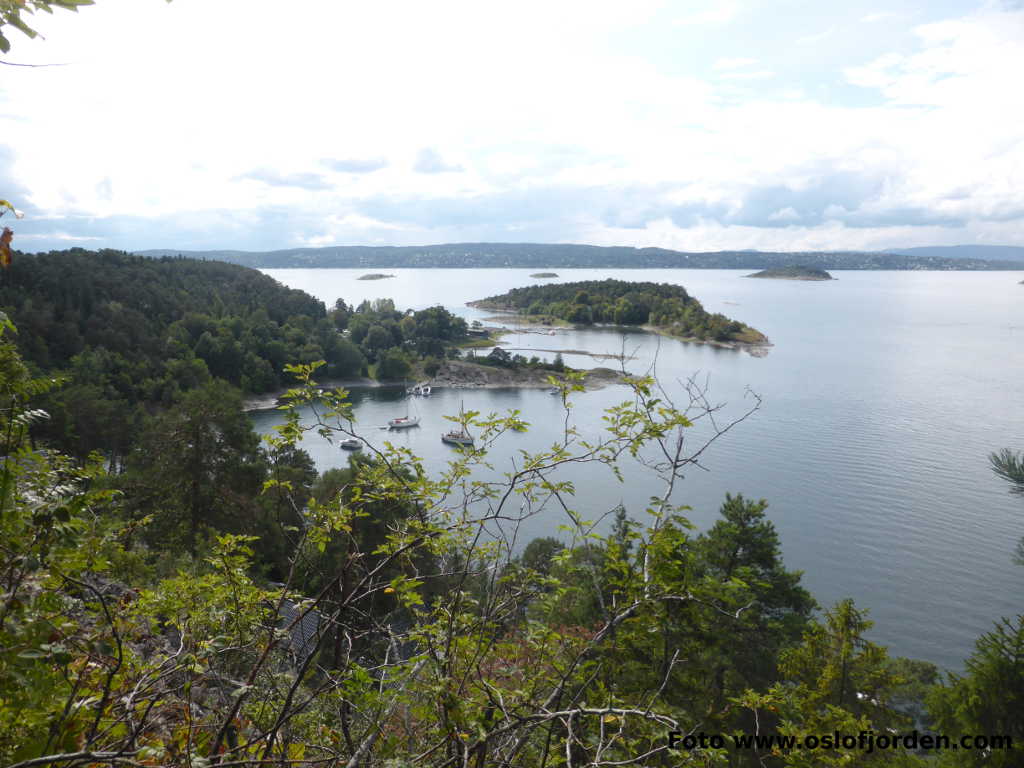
[473,278,767,343]
[0,249,468,466]
[135,242,1024,271]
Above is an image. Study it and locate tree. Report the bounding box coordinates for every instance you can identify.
[487,345,511,366]
[927,615,1024,767]
[696,494,815,699]
[0,0,93,55]
[123,379,266,551]
[990,448,1024,495]
[376,347,411,379]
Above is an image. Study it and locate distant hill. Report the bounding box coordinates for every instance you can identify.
[133,242,1024,271]
[886,245,1024,262]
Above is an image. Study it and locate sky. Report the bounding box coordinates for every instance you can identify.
[1,0,1023,253]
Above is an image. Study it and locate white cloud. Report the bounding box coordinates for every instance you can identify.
[713,57,758,70]
[862,12,898,23]
[672,1,739,27]
[797,26,838,44]
[1,0,1022,252]
[718,70,775,81]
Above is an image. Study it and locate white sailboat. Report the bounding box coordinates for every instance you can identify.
[441,401,474,447]
[389,389,421,429]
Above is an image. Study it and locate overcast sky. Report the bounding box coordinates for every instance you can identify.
[2,0,1023,253]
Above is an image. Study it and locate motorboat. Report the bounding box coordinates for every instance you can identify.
[340,438,363,450]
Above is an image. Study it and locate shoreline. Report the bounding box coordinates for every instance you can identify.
[429,359,626,390]
[242,377,379,411]
[640,325,773,357]
[242,361,626,412]
[468,306,772,357]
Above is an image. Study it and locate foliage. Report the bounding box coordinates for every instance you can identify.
[0,311,999,768]
[0,249,360,460]
[926,615,1024,767]
[989,448,1024,495]
[0,0,95,54]
[474,278,764,342]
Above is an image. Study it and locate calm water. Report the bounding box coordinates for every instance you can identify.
[251,268,1024,670]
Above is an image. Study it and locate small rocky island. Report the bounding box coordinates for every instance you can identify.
[746,266,834,280]
[357,273,395,281]
[530,272,559,278]
[470,278,770,352]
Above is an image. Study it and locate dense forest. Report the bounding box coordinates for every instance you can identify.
[135,242,1024,270]
[0,249,469,464]
[473,278,766,343]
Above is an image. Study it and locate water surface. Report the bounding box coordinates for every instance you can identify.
[251,268,1024,670]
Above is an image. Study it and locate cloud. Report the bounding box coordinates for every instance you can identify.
[862,12,898,23]
[95,176,113,202]
[672,1,739,27]
[3,0,1024,254]
[718,70,774,81]
[236,168,333,190]
[322,157,388,173]
[713,57,758,70]
[797,26,838,44]
[413,148,464,174]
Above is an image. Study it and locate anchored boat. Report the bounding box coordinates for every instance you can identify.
[441,401,474,447]
[389,393,421,429]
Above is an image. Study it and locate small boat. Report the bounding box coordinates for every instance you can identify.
[420,385,432,396]
[441,400,474,447]
[391,384,421,428]
[340,438,362,450]
[549,387,561,395]
[388,415,420,429]
[441,429,473,446]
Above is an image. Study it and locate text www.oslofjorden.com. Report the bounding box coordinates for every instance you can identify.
[668,730,1013,754]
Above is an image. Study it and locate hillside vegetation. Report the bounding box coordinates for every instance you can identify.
[0,250,470,462]
[135,242,1024,270]
[472,278,767,344]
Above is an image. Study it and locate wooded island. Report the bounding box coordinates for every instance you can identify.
[470,278,768,346]
[746,265,834,280]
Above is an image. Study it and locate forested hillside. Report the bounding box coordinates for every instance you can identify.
[0,249,364,461]
[135,242,1024,270]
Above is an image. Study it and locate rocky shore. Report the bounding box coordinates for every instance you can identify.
[428,359,625,390]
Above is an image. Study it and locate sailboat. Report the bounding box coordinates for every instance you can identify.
[441,401,474,447]
[389,388,421,429]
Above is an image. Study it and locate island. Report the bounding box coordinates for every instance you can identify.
[530,272,559,278]
[746,266,834,281]
[357,273,395,281]
[469,278,769,350]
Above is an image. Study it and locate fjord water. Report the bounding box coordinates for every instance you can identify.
[252,268,1024,670]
